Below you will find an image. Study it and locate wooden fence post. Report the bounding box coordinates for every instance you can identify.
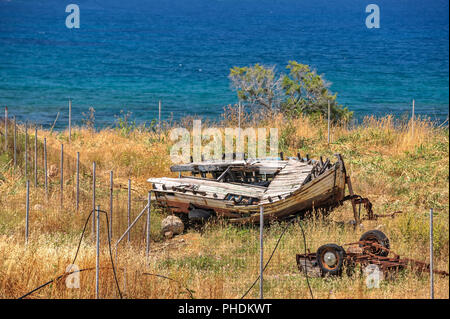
[76,152,80,212]
[110,170,113,238]
[95,205,100,299]
[44,138,48,197]
[25,180,30,244]
[25,122,28,180]
[68,99,72,144]
[127,179,131,243]
[13,115,17,169]
[60,144,64,209]
[430,208,434,299]
[411,99,415,138]
[4,106,7,152]
[146,191,151,258]
[259,205,264,299]
[92,162,96,239]
[327,100,331,144]
[34,127,37,187]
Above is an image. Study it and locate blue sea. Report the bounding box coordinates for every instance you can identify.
[0,0,448,128]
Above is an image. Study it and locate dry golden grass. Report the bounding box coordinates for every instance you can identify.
[0,112,448,299]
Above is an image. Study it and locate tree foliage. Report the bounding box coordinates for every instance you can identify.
[229,61,352,121]
[229,64,281,112]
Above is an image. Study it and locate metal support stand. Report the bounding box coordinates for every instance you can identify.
[346,176,360,225]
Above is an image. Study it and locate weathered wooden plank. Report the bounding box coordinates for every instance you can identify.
[262,159,313,199]
[148,177,265,198]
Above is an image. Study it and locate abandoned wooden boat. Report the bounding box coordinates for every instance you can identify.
[147,153,368,224]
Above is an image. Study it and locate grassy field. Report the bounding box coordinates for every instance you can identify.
[0,109,448,299]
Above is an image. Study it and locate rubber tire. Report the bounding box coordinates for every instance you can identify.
[188,208,213,222]
[359,230,390,257]
[316,244,345,276]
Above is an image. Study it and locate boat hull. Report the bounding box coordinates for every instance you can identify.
[152,160,347,223]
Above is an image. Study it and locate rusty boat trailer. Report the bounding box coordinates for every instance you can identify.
[296,232,449,278]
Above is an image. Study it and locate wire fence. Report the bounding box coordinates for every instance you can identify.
[0,105,440,299]
[0,109,280,299]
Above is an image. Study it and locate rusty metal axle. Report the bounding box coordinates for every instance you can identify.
[297,240,449,277]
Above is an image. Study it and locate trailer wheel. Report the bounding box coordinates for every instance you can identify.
[316,244,345,276]
[359,230,390,257]
[188,208,213,222]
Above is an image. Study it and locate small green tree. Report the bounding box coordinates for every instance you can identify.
[281,61,352,121]
[229,61,352,122]
[229,64,282,112]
